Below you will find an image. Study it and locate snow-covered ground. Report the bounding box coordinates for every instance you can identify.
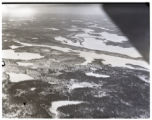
[6,72,34,82]
[49,100,84,118]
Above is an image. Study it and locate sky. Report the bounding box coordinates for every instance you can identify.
[2,4,106,16]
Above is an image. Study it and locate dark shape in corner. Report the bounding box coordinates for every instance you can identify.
[23,102,26,105]
[103,3,149,63]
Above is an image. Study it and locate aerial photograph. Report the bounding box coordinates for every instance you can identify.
[2,3,150,118]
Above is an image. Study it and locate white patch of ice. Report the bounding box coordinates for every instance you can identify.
[79,51,149,70]
[59,26,141,58]
[49,100,84,118]
[6,72,34,82]
[137,75,149,83]
[48,81,57,85]
[89,24,113,31]
[94,91,107,98]
[81,28,94,33]
[90,67,98,71]
[2,49,44,60]
[30,87,36,91]
[55,36,69,42]
[14,41,33,46]
[17,62,34,66]
[45,28,59,31]
[120,99,132,106]
[31,37,38,40]
[85,72,110,78]
[12,40,149,70]
[69,82,97,91]
[101,32,128,42]
[9,45,22,49]
[46,46,71,53]
[55,36,81,46]
[14,40,71,53]
[99,27,113,31]
[54,32,141,58]
[78,34,141,58]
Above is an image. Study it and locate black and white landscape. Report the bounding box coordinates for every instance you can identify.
[2,4,150,118]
